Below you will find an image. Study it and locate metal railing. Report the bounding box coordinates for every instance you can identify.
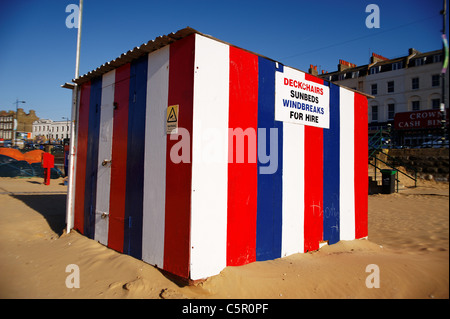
[369,129,417,192]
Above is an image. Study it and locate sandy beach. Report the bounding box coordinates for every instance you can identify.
[0,176,448,299]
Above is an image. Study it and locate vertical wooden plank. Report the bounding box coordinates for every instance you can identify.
[322,82,340,245]
[94,70,115,245]
[303,73,324,252]
[142,46,170,268]
[83,77,102,239]
[281,121,305,256]
[123,55,148,259]
[339,88,356,240]
[108,63,130,253]
[256,57,283,261]
[190,34,229,280]
[303,125,323,251]
[354,92,368,238]
[74,81,91,234]
[163,34,195,279]
[227,46,259,266]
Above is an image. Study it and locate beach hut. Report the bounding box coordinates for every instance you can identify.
[67,27,368,282]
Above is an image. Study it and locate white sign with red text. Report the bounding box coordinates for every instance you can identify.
[275,66,330,129]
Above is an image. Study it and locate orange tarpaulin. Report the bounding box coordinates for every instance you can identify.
[0,148,45,164]
[0,147,24,161]
[23,150,45,164]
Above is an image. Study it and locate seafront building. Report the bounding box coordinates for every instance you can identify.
[0,108,39,141]
[31,119,71,143]
[311,48,449,147]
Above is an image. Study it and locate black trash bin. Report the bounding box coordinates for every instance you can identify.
[380,169,396,194]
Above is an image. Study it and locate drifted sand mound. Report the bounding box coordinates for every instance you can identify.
[0,177,448,299]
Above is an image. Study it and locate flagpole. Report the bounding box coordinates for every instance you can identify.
[66,0,83,234]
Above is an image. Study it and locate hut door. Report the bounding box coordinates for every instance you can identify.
[94,72,115,245]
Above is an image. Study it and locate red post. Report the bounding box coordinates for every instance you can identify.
[42,152,54,185]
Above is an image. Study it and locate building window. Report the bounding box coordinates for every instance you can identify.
[358,81,364,91]
[370,66,380,75]
[412,100,420,111]
[392,62,403,70]
[415,58,424,66]
[412,77,419,90]
[388,104,395,120]
[387,81,394,93]
[432,74,440,87]
[371,84,378,95]
[372,105,378,122]
[432,98,440,109]
[433,54,442,63]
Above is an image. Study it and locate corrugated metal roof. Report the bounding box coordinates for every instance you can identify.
[70,27,373,98]
[73,27,199,85]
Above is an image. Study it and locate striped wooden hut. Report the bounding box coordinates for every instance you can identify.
[68,27,368,282]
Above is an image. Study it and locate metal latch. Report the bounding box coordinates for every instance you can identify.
[102,159,112,166]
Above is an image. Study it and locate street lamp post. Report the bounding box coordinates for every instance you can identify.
[13,99,26,147]
[62,117,69,139]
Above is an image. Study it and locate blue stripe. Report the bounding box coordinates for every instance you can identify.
[256,58,283,261]
[84,77,102,239]
[322,82,340,244]
[124,55,148,258]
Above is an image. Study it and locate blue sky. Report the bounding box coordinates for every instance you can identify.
[0,0,446,120]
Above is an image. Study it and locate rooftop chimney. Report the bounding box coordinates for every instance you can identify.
[338,59,357,72]
[408,48,421,56]
[308,64,318,76]
[370,53,389,63]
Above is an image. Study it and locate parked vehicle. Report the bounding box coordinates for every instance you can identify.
[420,138,449,148]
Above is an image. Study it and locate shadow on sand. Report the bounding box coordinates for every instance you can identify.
[12,194,67,236]
[10,192,196,288]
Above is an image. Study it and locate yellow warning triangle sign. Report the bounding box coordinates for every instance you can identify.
[167,107,177,123]
[166,105,179,134]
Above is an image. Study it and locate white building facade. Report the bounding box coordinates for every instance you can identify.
[315,48,449,146]
[32,119,71,142]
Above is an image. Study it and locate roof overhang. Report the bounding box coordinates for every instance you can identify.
[66,26,375,100]
[72,27,199,85]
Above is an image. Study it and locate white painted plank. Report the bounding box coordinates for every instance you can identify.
[281,122,305,256]
[339,88,356,240]
[94,70,115,245]
[189,34,229,280]
[141,46,170,268]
